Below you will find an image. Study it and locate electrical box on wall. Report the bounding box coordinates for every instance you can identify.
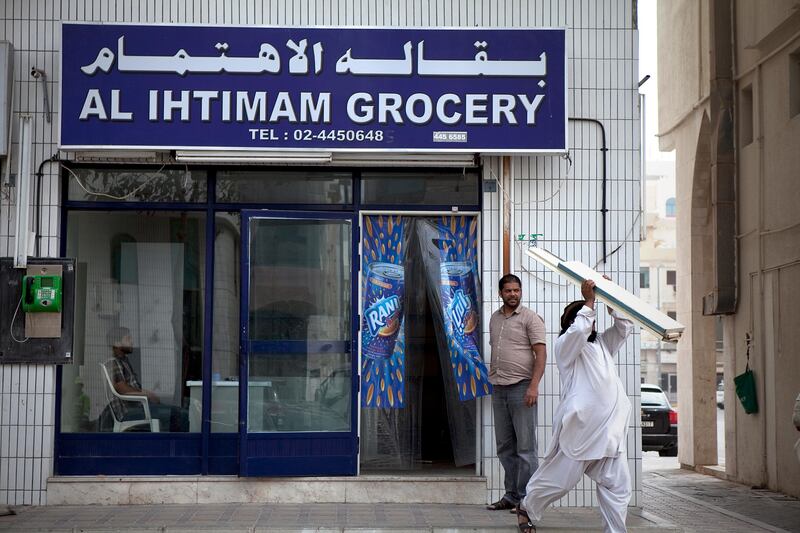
[0,258,75,364]
[0,41,12,158]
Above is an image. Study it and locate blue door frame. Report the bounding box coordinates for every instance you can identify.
[239,210,359,476]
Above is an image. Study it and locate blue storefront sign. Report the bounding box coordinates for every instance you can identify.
[60,23,566,153]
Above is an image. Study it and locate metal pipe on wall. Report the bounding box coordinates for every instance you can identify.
[502,156,511,275]
[13,114,33,268]
[569,117,608,263]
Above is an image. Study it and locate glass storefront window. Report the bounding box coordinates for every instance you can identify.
[247,217,352,432]
[208,212,241,433]
[57,164,481,477]
[248,351,351,432]
[361,170,480,206]
[66,167,208,203]
[60,211,205,433]
[217,170,352,204]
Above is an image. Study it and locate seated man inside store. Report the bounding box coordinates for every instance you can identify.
[101,326,188,432]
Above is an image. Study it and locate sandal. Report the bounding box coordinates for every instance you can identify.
[516,505,536,533]
[486,498,516,511]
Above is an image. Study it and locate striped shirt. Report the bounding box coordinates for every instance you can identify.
[105,355,141,418]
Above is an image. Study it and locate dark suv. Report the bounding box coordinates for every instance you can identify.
[641,383,678,457]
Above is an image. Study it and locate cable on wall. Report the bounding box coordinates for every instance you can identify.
[63,163,167,201]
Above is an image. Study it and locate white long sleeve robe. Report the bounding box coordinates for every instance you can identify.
[546,305,633,461]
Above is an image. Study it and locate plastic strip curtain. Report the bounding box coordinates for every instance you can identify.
[420,216,492,401]
[416,215,487,466]
[361,215,409,409]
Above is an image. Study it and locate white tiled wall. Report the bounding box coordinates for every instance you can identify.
[0,0,640,507]
[478,0,642,509]
[0,365,55,505]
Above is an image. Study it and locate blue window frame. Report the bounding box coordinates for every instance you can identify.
[665,197,676,217]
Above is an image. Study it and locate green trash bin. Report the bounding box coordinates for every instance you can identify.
[734,365,758,414]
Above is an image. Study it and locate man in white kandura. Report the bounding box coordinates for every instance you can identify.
[516,278,633,533]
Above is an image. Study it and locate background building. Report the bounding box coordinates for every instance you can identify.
[638,159,725,406]
[657,0,800,497]
[638,160,678,400]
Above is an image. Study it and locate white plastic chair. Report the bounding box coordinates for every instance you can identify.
[100,363,160,432]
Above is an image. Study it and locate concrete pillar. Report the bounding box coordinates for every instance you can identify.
[675,111,718,467]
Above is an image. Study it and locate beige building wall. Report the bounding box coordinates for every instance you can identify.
[657,0,800,497]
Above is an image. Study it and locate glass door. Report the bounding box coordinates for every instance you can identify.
[240,211,357,476]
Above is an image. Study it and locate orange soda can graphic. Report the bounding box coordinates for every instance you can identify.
[440,261,480,358]
[362,262,405,361]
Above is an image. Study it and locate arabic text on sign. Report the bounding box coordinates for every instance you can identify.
[81,36,548,78]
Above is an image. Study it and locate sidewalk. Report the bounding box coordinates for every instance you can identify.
[2,467,799,532]
[0,502,675,532]
[642,468,800,533]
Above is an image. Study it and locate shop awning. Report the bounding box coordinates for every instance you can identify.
[524,247,685,342]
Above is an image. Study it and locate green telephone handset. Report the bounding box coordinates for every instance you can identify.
[21,274,63,313]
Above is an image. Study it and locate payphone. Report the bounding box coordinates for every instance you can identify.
[0,258,75,364]
[22,274,63,313]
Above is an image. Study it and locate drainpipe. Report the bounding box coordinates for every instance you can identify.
[701,0,737,316]
[757,52,769,491]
